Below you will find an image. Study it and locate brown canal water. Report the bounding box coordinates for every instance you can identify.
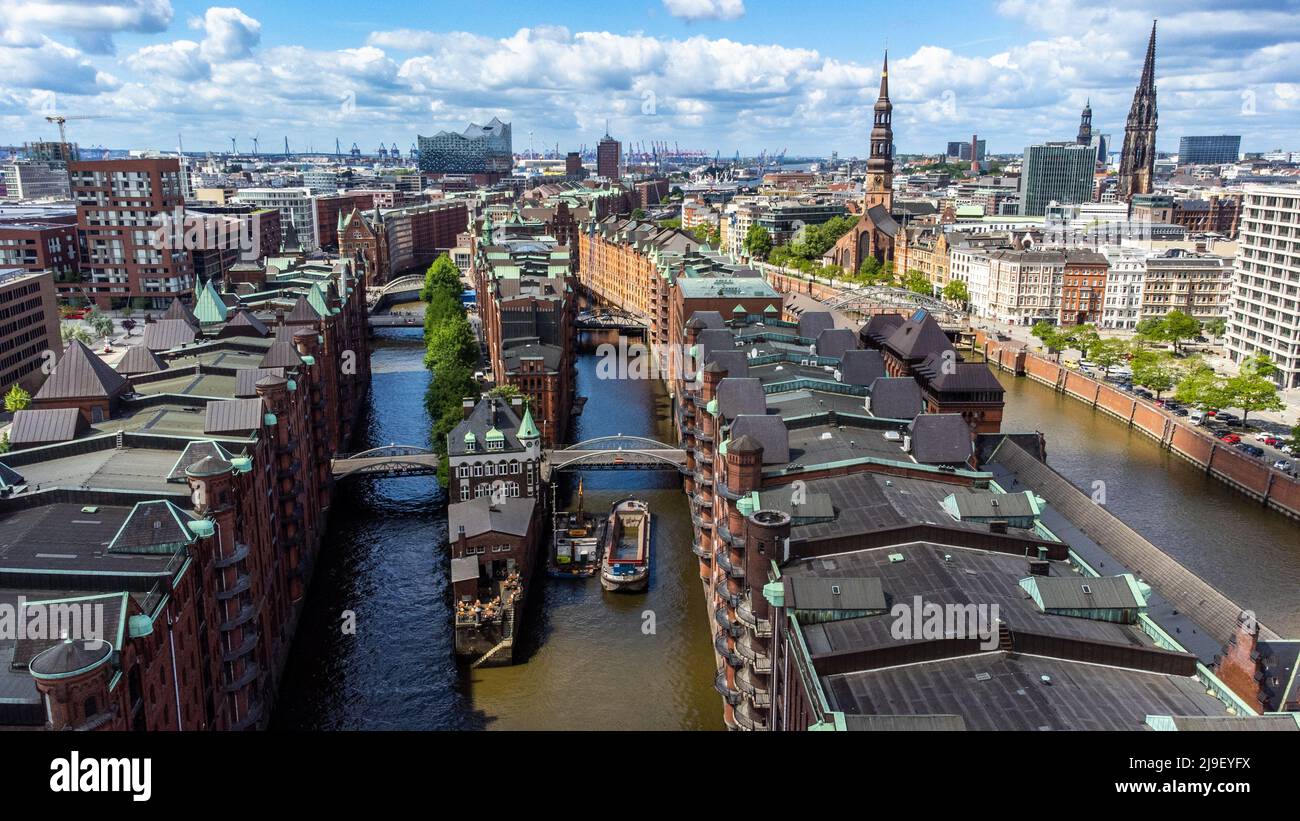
[272,331,1297,730]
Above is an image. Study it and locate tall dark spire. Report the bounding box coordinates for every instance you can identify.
[867,50,893,178]
[1076,98,1092,145]
[1118,20,1158,201]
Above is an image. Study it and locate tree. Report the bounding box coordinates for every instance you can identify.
[1031,321,1068,360]
[87,311,115,341]
[1130,350,1178,398]
[1089,338,1129,376]
[942,279,970,305]
[1159,310,1200,353]
[901,269,931,295]
[657,217,682,230]
[1134,317,1166,348]
[1174,364,1227,410]
[1204,317,1227,339]
[60,324,94,345]
[743,225,772,260]
[4,385,31,413]
[420,253,461,303]
[1222,355,1284,425]
[1064,324,1101,359]
[630,208,646,221]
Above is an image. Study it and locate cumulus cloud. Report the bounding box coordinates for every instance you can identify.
[126,39,209,81]
[191,6,261,61]
[662,0,746,20]
[0,36,119,95]
[5,0,172,53]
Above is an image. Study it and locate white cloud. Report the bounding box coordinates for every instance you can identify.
[4,0,172,53]
[662,0,746,21]
[191,6,261,61]
[126,39,209,81]
[0,36,119,95]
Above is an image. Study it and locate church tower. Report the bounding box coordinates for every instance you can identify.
[1117,21,1158,202]
[865,51,893,212]
[1076,99,1092,145]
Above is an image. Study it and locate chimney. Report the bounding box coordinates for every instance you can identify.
[989,520,1008,534]
[462,397,475,419]
[1028,559,1050,576]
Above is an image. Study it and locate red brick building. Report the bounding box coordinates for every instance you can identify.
[0,213,80,300]
[1060,250,1109,326]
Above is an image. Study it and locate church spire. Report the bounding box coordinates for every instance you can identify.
[1117,20,1158,202]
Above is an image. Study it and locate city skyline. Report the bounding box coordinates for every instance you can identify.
[1,0,1297,156]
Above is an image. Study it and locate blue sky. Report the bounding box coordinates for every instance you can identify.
[3,0,1298,156]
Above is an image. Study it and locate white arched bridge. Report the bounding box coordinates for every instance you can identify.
[332,444,440,479]
[822,286,965,327]
[542,434,686,481]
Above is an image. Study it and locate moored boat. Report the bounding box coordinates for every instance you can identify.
[600,498,651,592]
[549,478,601,578]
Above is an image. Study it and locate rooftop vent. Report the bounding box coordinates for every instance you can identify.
[974,672,992,682]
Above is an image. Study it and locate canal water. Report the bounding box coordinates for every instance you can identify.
[273,328,719,729]
[273,331,1298,730]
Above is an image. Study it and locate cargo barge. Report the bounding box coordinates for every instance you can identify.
[549,479,602,578]
[600,498,651,592]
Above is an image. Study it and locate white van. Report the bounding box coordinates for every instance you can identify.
[1189,409,1206,425]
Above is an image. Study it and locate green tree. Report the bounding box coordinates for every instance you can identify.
[420,253,462,303]
[1130,350,1178,398]
[1222,355,1284,425]
[1174,364,1228,410]
[942,279,970,305]
[1203,317,1227,339]
[1063,324,1102,359]
[1089,338,1129,376]
[0,432,9,454]
[743,225,772,260]
[901,269,931,295]
[4,385,32,413]
[87,311,115,341]
[630,208,646,221]
[1161,310,1201,354]
[657,217,682,230]
[60,324,94,345]
[1031,321,1067,360]
[856,256,882,283]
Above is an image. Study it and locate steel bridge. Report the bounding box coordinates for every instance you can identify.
[331,444,439,478]
[575,308,648,331]
[821,286,965,326]
[542,434,686,480]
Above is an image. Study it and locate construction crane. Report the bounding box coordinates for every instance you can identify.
[43,114,105,150]
[251,134,259,155]
[230,137,237,154]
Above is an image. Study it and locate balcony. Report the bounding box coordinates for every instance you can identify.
[736,598,773,638]
[715,549,745,580]
[713,630,744,668]
[732,697,769,731]
[221,661,260,693]
[714,577,741,609]
[735,631,772,673]
[713,668,743,706]
[691,540,714,559]
[735,665,771,709]
[714,602,743,638]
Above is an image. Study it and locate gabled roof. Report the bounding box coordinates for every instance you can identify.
[909,413,974,464]
[194,279,230,324]
[108,500,195,554]
[218,308,270,338]
[729,414,790,464]
[259,339,303,369]
[915,355,1006,394]
[859,312,905,347]
[685,310,726,331]
[34,340,129,401]
[786,576,887,611]
[167,440,236,481]
[865,203,900,237]
[9,407,85,445]
[840,349,886,386]
[868,377,923,420]
[160,297,199,327]
[142,319,197,351]
[448,496,536,539]
[695,328,736,361]
[797,310,835,340]
[0,461,24,490]
[815,327,858,360]
[204,397,266,435]
[285,294,321,322]
[884,312,954,361]
[703,349,749,379]
[716,377,766,420]
[116,344,169,376]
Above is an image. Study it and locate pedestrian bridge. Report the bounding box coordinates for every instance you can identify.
[543,434,687,480]
[332,444,439,478]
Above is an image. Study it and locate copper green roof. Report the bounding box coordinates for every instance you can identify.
[517,406,540,439]
[485,427,504,441]
[194,278,229,324]
[307,283,330,317]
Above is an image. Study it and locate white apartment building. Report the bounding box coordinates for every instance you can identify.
[1227,186,1300,388]
[1100,246,1146,329]
[1140,249,1233,324]
[985,250,1066,326]
[232,187,317,249]
[950,247,992,318]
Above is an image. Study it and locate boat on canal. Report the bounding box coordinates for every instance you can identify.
[600,498,651,592]
[549,478,602,578]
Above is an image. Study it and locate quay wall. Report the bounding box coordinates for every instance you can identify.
[975,331,1300,521]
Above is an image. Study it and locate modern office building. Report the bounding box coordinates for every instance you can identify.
[69,158,194,309]
[302,169,341,194]
[946,139,986,162]
[1018,143,1097,216]
[1179,135,1241,166]
[1,160,71,202]
[0,212,80,298]
[1227,186,1300,388]
[0,268,60,393]
[232,187,317,250]
[597,132,621,180]
[417,118,512,175]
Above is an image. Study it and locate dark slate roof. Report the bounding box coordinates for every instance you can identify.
[884,313,954,361]
[686,310,726,330]
[786,576,887,611]
[9,408,83,445]
[29,639,113,678]
[35,340,129,401]
[285,294,321,322]
[704,349,749,379]
[915,356,1006,394]
[840,349,885,386]
[716,378,766,420]
[869,377,923,420]
[235,367,286,398]
[816,327,858,360]
[865,203,900,237]
[116,344,169,375]
[797,311,835,340]
[729,414,790,464]
[0,461,23,489]
[729,433,762,454]
[1032,575,1141,611]
[909,413,974,465]
[696,328,736,361]
[843,714,968,731]
[204,397,265,434]
[1165,716,1299,732]
[160,297,199,327]
[859,312,905,347]
[142,319,197,351]
[448,496,536,539]
[451,556,479,583]
[448,397,526,456]
[502,342,562,371]
[259,339,303,369]
[108,500,194,553]
[167,440,235,481]
[219,309,270,338]
[756,485,835,521]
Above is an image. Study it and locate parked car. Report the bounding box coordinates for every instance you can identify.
[1135,388,1154,400]
[1282,444,1295,455]
[1262,436,1282,447]
[1169,407,1189,417]
[1218,433,1241,444]
[1189,409,1206,424]
[1163,401,1181,410]
[1236,443,1265,457]
[1275,460,1294,472]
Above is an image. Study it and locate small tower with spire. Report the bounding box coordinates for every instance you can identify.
[865,50,894,212]
[1077,99,1093,146]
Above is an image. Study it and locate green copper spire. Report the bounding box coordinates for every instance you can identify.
[194,278,229,324]
[518,405,540,440]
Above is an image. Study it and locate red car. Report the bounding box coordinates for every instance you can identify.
[1262,436,1282,447]
[1218,433,1241,444]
